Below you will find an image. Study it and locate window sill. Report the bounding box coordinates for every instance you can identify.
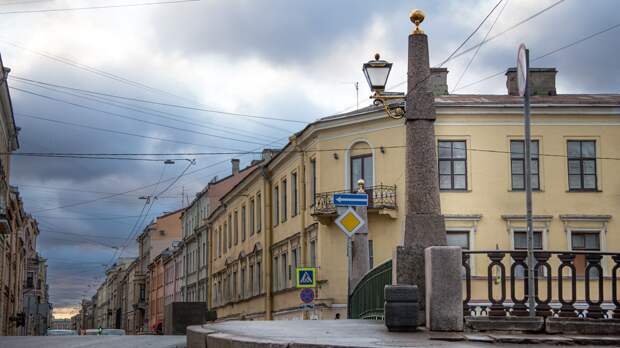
[566,189,602,193]
[509,189,544,193]
[440,189,471,193]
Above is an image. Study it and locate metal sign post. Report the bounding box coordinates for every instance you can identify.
[518,43,536,318]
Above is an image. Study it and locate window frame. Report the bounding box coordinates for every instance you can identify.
[273,186,279,226]
[567,140,598,192]
[291,172,298,217]
[241,205,247,241]
[256,192,262,233]
[350,153,373,192]
[438,140,468,191]
[310,159,317,207]
[281,178,288,223]
[510,140,540,191]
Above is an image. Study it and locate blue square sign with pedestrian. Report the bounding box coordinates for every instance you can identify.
[296,267,316,288]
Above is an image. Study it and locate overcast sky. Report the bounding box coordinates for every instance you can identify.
[1,0,618,318]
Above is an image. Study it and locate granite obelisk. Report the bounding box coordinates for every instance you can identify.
[392,10,447,324]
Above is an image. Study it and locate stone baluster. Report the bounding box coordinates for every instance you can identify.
[533,252,552,317]
[585,253,604,319]
[487,252,507,317]
[612,255,620,319]
[557,253,577,318]
[510,251,528,316]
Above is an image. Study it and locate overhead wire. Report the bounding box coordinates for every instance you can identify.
[0,0,200,15]
[451,0,510,93]
[11,76,288,142]
[10,86,270,146]
[453,20,620,92]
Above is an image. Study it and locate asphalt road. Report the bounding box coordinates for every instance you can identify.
[0,335,186,348]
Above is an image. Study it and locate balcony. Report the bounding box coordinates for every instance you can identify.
[312,185,397,223]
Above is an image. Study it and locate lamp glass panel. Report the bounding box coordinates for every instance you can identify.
[365,66,391,89]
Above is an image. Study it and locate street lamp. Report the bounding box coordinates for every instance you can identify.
[362,54,405,119]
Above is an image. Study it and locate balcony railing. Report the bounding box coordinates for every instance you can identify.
[312,185,397,216]
[463,250,620,319]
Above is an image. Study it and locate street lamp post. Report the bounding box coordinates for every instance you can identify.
[363,10,446,327]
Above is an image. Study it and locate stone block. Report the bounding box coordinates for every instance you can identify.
[546,317,620,335]
[465,316,544,333]
[425,246,463,331]
[384,301,419,332]
[384,284,418,303]
[164,302,207,335]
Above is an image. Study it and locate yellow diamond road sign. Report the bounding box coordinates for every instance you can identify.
[335,207,365,238]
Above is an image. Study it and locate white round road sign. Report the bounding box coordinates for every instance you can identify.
[517,43,528,97]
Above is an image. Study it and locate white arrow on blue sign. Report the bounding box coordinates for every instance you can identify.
[333,193,368,207]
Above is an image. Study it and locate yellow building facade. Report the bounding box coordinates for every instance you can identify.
[206,71,620,320]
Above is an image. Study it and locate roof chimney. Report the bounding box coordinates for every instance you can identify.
[231,159,240,175]
[430,67,448,95]
[506,67,557,96]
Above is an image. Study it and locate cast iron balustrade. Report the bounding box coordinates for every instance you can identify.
[312,185,397,216]
[463,250,620,319]
[348,259,392,319]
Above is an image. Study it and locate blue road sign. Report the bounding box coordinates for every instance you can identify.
[333,193,368,207]
[296,267,316,288]
[300,288,315,304]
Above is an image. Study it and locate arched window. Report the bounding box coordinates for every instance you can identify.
[349,141,373,192]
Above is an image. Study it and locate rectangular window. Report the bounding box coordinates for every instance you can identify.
[249,199,255,236]
[234,211,239,245]
[256,261,262,295]
[368,240,374,268]
[241,206,247,241]
[240,267,245,299]
[281,252,288,289]
[282,179,287,222]
[350,154,373,191]
[232,271,237,300]
[447,231,470,250]
[256,193,262,233]
[249,264,254,297]
[572,231,601,278]
[510,140,540,191]
[310,159,317,207]
[514,230,543,277]
[438,140,467,190]
[291,172,298,217]
[273,255,279,290]
[567,140,597,191]
[291,248,298,284]
[309,240,316,267]
[228,214,233,248]
[223,223,227,253]
[273,186,279,225]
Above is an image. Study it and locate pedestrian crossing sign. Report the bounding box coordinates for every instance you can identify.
[296,267,317,288]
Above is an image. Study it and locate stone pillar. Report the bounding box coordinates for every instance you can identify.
[350,205,370,291]
[425,246,463,331]
[392,11,446,325]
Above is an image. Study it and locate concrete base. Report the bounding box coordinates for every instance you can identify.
[465,316,544,333]
[425,246,463,331]
[185,320,620,348]
[546,317,620,335]
[384,285,419,332]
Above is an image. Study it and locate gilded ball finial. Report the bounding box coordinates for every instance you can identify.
[357,179,365,193]
[374,53,380,60]
[410,9,425,35]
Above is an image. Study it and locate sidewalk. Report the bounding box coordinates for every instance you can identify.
[186,320,620,347]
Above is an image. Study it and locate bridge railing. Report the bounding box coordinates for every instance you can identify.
[348,259,392,319]
[463,250,620,318]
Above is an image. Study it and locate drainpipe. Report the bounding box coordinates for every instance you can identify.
[206,223,212,310]
[261,166,273,320]
[295,136,309,320]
